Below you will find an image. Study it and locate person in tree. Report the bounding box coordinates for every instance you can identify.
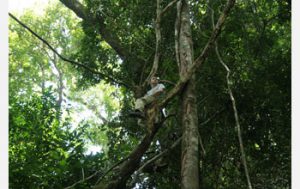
[130,76,165,119]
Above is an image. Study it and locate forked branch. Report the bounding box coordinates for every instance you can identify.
[158,0,236,108]
[145,0,179,85]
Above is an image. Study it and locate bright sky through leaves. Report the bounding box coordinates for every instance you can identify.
[9,0,50,14]
[9,0,104,155]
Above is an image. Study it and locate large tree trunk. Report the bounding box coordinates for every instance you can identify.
[177,1,200,189]
[180,77,199,189]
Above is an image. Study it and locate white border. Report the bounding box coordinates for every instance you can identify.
[292,0,299,188]
[0,0,8,188]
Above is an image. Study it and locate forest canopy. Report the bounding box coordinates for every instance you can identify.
[9,0,291,188]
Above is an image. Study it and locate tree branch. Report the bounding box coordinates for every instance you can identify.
[64,156,130,189]
[199,107,225,126]
[160,79,176,86]
[59,0,148,88]
[130,136,182,186]
[67,1,234,188]
[161,0,179,17]
[174,0,182,69]
[94,156,130,186]
[64,170,101,189]
[94,116,164,189]
[139,136,181,172]
[9,13,130,88]
[215,42,253,189]
[58,0,124,59]
[144,0,179,86]
[158,0,236,108]
[210,4,252,188]
[59,0,138,62]
[58,0,89,20]
[41,47,64,113]
[144,0,163,85]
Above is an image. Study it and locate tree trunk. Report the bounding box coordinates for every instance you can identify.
[177,1,200,189]
[180,77,199,189]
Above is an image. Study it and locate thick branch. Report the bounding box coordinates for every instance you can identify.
[9,13,130,88]
[58,0,89,19]
[94,122,161,189]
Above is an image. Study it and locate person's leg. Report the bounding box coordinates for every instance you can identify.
[134,95,155,112]
[131,96,156,118]
[135,98,146,112]
[137,118,145,127]
[143,95,155,105]
[130,97,146,118]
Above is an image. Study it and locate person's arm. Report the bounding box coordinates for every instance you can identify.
[152,90,164,97]
[151,84,165,97]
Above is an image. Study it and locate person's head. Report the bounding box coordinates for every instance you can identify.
[150,76,159,86]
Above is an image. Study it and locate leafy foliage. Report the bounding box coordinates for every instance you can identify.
[10,89,84,188]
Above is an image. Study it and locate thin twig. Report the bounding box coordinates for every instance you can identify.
[64,156,129,189]
[140,137,181,171]
[199,108,225,126]
[94,156,130,186]
[130,136,182,186]
[64,170,101,189]
[199,133,206,156]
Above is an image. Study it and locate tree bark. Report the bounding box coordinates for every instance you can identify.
[177,1,199,189]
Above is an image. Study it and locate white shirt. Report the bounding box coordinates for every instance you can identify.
[146,83,165,97]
